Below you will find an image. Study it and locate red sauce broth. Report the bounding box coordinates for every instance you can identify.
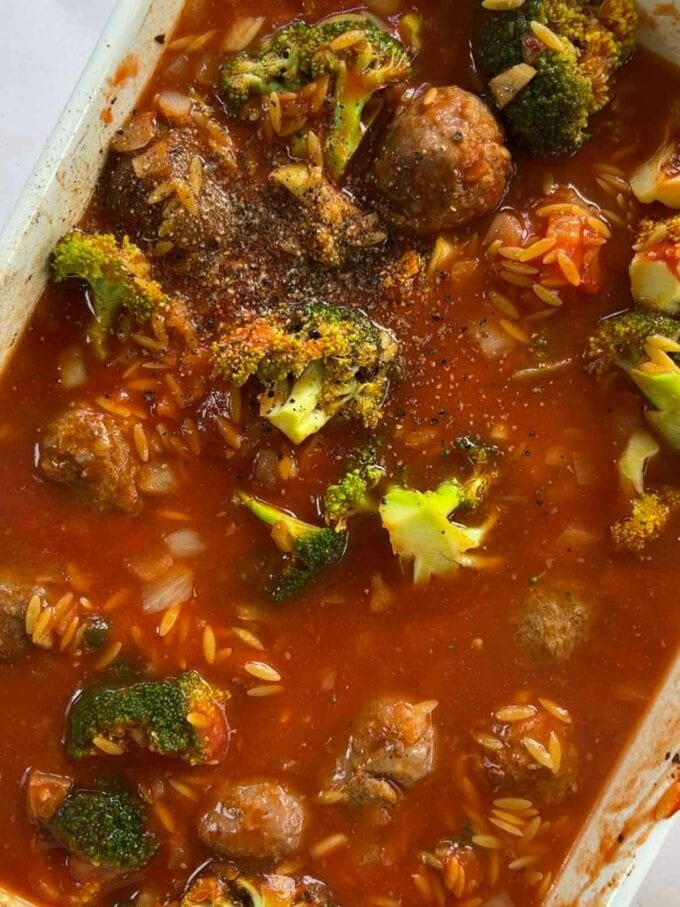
[0,0,679,905]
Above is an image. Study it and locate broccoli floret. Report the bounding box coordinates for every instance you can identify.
[323,448,385,530]
[630,215,680,314]
[67,671,228,765]
[237,491,346,601]
[51,231,169,359]
[379,471,497,585]
[586,308,680,449]
[586,309,680,370]
[47,783,157,872]
[612,430,675,554]
[452,436,501,468]
[474,0,637,156]
[219,14,411,179]
[213,303,398,445]
[630,107,680,207]
[612,490,680,553]
[270,163,385,267]
[82,615,111,654]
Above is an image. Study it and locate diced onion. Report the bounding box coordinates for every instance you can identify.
[221,17,265,53]
[165,528,205,558]
[132,140,170,180]
[489,63,537,110]
[157,90,193,123]
[475,320,515,359]
[253,449,280,487]
[138,462,178,495]
[110,112,157,153]
[573,452,598,486]
[126,548,174,583]
[58,346,87,389]
[142,565,194,613]
[557,523,600,549]
[484,211,525,249]
[482,894,515,907]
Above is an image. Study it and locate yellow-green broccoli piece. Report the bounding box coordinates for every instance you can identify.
[51,231,169,359]
[46,782,157,873]
[617,429,659,497]
[612,490,680,553]
[474,0,637,156]
[379,467,497,585]
[67,671,228,765]
[219,14,411,179]
[237,492,346,601]
[630,215,680,315]
[631,106,680,208]
[611,430,677,554]
[586,308,680,450]
[213,302,398,445]
[323,447,385,530]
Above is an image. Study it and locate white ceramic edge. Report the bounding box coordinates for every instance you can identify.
[0,0,184,373]
[0,1,678,905]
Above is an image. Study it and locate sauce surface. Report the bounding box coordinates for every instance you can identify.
[0,1,679,905]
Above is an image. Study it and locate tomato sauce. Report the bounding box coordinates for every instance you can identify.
[0,1,679,905]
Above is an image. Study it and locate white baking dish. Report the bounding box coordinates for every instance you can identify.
[0,1,678,904]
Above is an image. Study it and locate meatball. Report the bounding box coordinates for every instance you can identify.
[105,128,236,284]
[0,578,32,663]
[374,85,512,233]
[197,780,306,860]
[39,408,138,513]
[182,869,334,907]
[432,840,483,899]
[329,697,437,804]
[516,584,591,661]
[476,700,578,804]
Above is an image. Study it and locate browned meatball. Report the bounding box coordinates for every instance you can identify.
[431,840,484,899]
[105,128,236,284]
[374,85,512,233]
[329,697,437,804]
[197,780,306,860]
[0,578,32,663]
[476,701,578,804]
[516,584,591,662]
[39,408,138,513]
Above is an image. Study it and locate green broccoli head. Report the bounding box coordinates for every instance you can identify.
[474,0,637,156]
[67,671,228,765]
[213,303,398,445]
[379,475,497,585]
[586,309,680,371]
[630,215,680,315]
[51,231,169,359]
[219,14,411,179]
[586,308,680,450]
[611,490,680,553]
[48,783,157,872]
[323,447,385,530]
[237,491,346,601]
